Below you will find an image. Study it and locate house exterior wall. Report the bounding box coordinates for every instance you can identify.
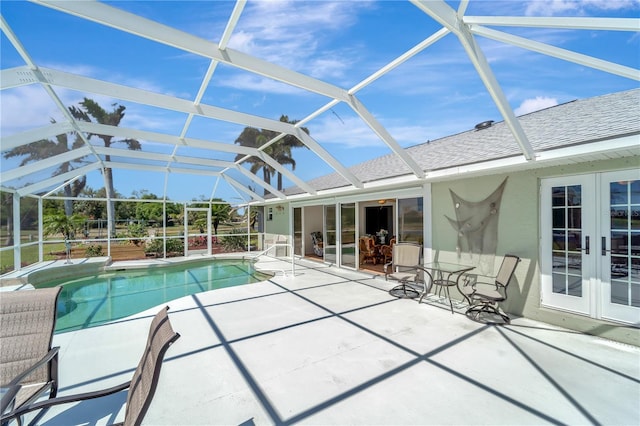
[274,155,637,345]
[264,203,290,235]
[430,156,639,346]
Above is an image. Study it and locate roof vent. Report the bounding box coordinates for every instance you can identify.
[474,120,494,131]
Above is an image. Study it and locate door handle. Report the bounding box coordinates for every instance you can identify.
[583,236,590,255]
[601,236,611,256]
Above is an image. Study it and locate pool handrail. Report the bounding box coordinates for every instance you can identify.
[244,242,295,276]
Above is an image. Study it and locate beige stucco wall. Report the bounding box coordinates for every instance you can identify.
[264,203,290,235]
[430,156,639,346]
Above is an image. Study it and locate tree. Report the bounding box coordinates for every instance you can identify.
[234,115,309,195]
[191,198,231,235]
[69,98,141,236]
[3,119,86,216]
[244,208,259,230]
[273,115,309,191]
[1,191,14,246]
[43,213,86,240]
[210,201,231,235]
[73,187,107,220]
[234,130,273,190]
[133,191,164,224]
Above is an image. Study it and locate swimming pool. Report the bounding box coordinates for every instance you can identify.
[37,259,272,333]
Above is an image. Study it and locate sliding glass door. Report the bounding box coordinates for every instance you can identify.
[293,207,302,256]
[340,203,356,268]
[324,205,337,264]
[398,197,423,244]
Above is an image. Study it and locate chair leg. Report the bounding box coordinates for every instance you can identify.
[389,281,419,299]
[444,286,454,314]
[466,302,510,324]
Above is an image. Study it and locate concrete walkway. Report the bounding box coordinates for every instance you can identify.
[22,257,640,425]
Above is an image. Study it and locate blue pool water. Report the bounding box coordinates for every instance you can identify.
[38,259,271,333]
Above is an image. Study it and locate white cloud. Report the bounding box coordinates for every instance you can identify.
[514,96,558,116]
[309,114,435,149]
[227,1,373,80]
[1,86,64,135]
[525,0,639,16]
[0,82,180,142]
[311,115,382,148]
[215,73,309,95]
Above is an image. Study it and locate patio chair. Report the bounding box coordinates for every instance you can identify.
[359,236,378,265]
[379,237,396,265]
[2,306,180,426]
[310,232,323,256]
[384,242,422,298]
[1,287,62,419]
[465,254,520,324]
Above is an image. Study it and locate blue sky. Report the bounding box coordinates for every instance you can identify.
[1,0,639,203]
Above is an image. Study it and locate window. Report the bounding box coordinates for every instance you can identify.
[398,197,423,244]
[267,207,273,221]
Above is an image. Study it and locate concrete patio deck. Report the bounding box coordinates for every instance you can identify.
[18,257,640,425]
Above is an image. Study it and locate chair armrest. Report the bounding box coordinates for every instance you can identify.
[8,347,60,386]
[1,384,20,415]
[2,381,131,423]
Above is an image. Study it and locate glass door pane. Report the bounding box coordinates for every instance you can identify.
[398,198,423,244]
[601,170,640,323]
[324,205,336,264]
[540,175,593,315]
[293,207,302,256]
[340,203,356,268]
[551,185,584,297]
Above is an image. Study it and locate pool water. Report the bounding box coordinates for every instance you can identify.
[38,259,271,333]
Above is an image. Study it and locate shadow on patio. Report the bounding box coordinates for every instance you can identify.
[34,258,640,425]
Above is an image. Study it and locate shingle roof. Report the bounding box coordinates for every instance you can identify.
[285,88,640,196]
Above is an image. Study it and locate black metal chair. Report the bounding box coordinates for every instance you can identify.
[465,254,520,324]
[2,306,180,426]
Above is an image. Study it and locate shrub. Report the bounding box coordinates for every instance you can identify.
[144,238,184,257]
[85,244,104,257]
[128,223,147,246]
[165,238,184,255]
[220,228,247,253]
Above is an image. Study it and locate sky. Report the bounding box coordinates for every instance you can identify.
[1,0,639,204]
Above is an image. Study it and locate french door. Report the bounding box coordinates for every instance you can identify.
[541,170,640,324]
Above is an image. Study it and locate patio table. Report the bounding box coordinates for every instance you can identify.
[417,262,475,313]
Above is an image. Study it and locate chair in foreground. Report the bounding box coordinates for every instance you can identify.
[465,254,520,324]
[384,242,422,298]
[1,287,62,420]
[2,306,180,426]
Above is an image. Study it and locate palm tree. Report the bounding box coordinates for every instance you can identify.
[69,98,141,236]
[210,200,231,235]
[235,132,273,190]
[234,115,309,195]
[246,208,259,230]
[265,138,295,192]
[43,213,86,240]
[3,119,86,216]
